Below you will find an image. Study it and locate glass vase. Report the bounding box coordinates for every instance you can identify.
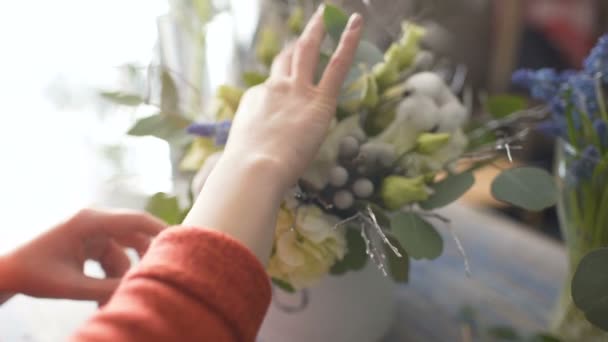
[552,139,608,341]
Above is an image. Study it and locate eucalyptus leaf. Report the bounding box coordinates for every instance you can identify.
[354,41,384,66]
[271,278,296,293]
[486,95,527,118]
[390,212,443,260]
[487,326,520,340]
[145,193,184,225]
[128,113,192,145]
[161,69,180,115]
[491,167,557,211]
[386,235,409,282]
[421,172,475,210]
[330,228,368,275]
[323,4,348,42]
[100,91,144,106]
[572,247,608,331]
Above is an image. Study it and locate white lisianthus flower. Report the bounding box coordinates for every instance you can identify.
[268,206,347,289]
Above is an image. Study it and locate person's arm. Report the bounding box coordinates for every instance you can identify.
[0,256,16,305]
[72,7,362,342]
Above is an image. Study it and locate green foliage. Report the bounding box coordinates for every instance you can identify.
[330,228,368,275]
[390,212,443,260]
[323,4,349,42]
[271,278,296,293]
[572,247,608,332]
[487,326,520,340]
[486,95,527,118]
[386,235,409,282]
[160,69,180,115]
[128,113,192,145]
[420,172,475,210]
[145,193,186,225]
[242,71,268,87]
[491,167,558,211]
[100,91,144,106]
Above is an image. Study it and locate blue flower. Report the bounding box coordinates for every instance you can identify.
[564,73,600,117]
[571,145,601,182]
[512,68,561,102]
[584,35,608,83]
[187,120,232,146]
[594,119,608,148]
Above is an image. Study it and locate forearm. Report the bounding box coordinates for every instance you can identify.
[183,151,286,265]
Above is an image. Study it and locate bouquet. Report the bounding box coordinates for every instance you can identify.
[179,3,559,291]
[513,35,608,336]
[102,2,557,293]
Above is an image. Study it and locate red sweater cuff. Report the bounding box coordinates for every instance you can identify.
[128,226,271,340]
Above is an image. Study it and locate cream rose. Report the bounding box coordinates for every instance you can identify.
[268,206,347,289]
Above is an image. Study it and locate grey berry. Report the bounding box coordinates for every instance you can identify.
[333,190,354,210]
[339,136,360,159]
[377,146,396,168]
[329,166,349,187]
[353,178,374,198]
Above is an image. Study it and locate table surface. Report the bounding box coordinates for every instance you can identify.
[384,204,567,341]
[0,203,567,342]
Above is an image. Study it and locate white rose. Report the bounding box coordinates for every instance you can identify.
[268,206,347,289]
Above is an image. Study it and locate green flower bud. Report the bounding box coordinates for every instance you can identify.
[363,75,379,108]
[373,59,399,88]
[416,132,451,155]
[341,71,378,112]
[288,6,305,35]
[256,27,281,67]
[242,71,268,87]
[381,175,429,210]
[179,137,221,172]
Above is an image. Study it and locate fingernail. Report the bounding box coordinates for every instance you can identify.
[347,13,363,30]
[316,4,325,15]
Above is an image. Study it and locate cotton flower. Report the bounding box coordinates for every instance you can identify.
[268,206,347,289]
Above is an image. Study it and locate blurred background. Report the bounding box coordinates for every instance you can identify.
[0,0,607,340]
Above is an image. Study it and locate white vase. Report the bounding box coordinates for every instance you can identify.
[258,263,397,342]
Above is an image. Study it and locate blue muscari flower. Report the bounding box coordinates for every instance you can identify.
[594,119,608,148]
[571,145,601,182]
[187,120,232,146]
[214,120,232,145]
[565,73,599,117]
[512,68,561,102]
[584,35,608,83]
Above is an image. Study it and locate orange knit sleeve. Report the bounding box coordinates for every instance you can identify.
[71,226,271,342]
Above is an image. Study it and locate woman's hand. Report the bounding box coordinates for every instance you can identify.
[0,209,166,304]
[224,6,363,188]
[183,6,363,264]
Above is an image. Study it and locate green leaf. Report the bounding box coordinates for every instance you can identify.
[354,41,384,66]
[128,113,191,145]
[487,326,521,340]
[421,172,475,210]
[572,247,608,332]
[386,235,409,282]
[160,69,180,115]
[242,71,268,87]
[323,4,349,42]
[486,95,527,118]
[100,91,144,106]
[145,193,183,225]
[491,167,557,211]
[527,333,562,342]
[390,212,443,260]
[271,278,296,293]
[330,228,368,275]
